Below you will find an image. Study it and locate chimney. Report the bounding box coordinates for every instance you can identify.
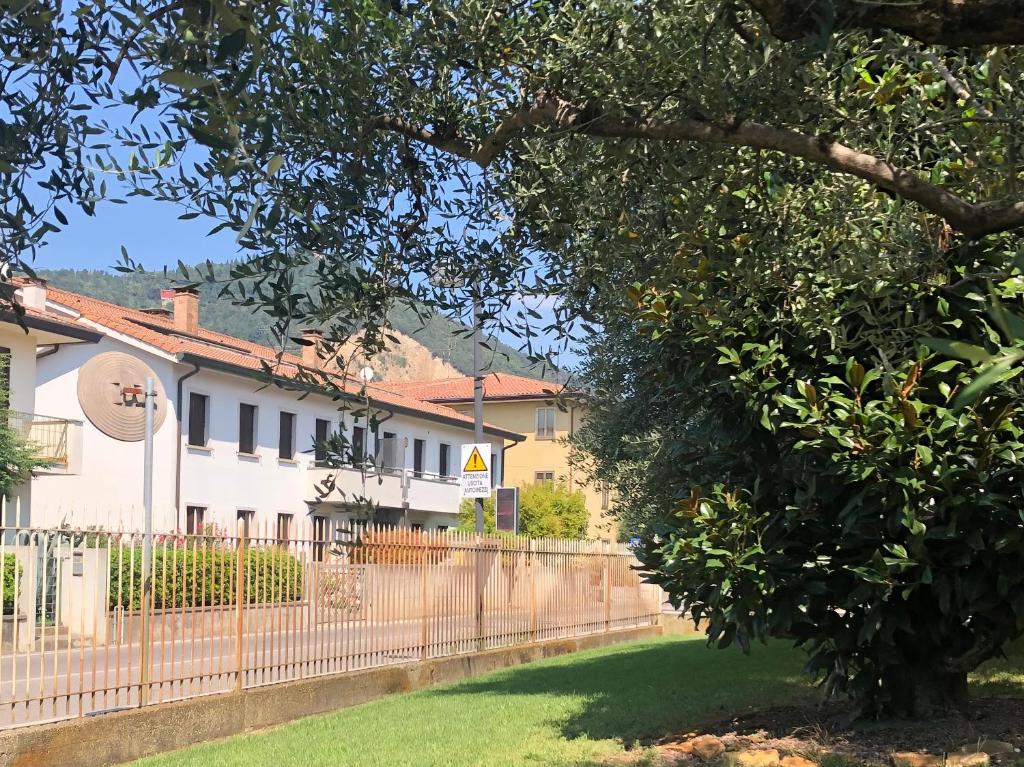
[19,278,47,312]
[173,286,200,334]
[301,328,324,370]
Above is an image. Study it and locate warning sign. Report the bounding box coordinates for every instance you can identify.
[459,443,492,499]
[463,446,487,472]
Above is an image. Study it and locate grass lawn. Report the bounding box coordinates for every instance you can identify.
[130,636,1024,767]
[131,635,812,767]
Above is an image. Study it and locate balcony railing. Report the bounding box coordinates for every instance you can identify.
[307,463,461,515]
[4,411,74,466]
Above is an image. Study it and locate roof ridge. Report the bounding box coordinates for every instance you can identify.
[43,283,522,439]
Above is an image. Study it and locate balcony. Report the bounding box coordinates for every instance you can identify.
[307,464,461,515]
[4,411,82,473]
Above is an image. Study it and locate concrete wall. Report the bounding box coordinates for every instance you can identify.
[0,624,661,767]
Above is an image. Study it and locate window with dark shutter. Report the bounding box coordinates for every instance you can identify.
[351,425,365,465]
[186,505,206,535]
[279,412,295,459]
[188,393,208,447]
[314,418,331,465]
[413,439,425,477]
[439,443,451,478]
[239,403,257,454]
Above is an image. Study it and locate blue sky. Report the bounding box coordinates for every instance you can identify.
[36,196,242,273]
[33,195,580,368]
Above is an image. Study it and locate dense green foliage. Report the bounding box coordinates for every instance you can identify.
[458,483,588,539]
[2,554,19,614]
[40,267,538,377]
[110,544,303,611]
[576,230,1024,715]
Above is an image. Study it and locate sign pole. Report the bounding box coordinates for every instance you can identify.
[139,376,155,706]
[472,286,484,533]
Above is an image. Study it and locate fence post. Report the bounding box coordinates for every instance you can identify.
[235,519,247,693]
[528,538,537,642]
[419,533,428,661]
[474,534,484,652]
[603,541,611,633]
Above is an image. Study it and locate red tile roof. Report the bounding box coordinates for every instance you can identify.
[383,373,569,403]
[41,285,522,440]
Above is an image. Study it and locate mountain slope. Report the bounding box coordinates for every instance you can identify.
[39,266,542,378]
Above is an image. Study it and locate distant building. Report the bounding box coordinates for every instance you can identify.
[384,374,616,540]
[2,280,521,535]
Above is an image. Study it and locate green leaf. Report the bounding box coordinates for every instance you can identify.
[266,154,285,178]
[921,338,992,365]
[953,352,1024,410]
[157,70,215,90]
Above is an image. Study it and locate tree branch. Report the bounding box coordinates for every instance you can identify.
[370,95,1024,239]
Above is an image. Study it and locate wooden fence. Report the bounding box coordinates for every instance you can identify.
[0,523,661,730]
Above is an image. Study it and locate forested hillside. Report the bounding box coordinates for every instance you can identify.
[40,266,541,377]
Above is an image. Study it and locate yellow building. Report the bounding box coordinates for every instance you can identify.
[385,374,616,540]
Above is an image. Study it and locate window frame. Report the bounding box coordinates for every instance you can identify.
[351,425,366,465]
[186,505,206,535]
[187,392,210,447]
[534,470,555,484]
[413,438,425,478]
[236,508,255,537]
[314,417,331,465]
[439,443,451,478]
[276,512,293,544]
[238,403,258,455]
[278,411,296,460]
[535,406,556,440]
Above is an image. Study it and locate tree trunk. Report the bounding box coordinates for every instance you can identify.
[882,665,969,719]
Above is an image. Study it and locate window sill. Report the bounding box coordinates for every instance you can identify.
[534,435,556,441]
[278,458,299,467]
[187,445,213,455]
[237,452,260,463]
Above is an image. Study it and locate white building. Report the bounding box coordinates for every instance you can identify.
[9,280,520,535]
[0,280,103,529]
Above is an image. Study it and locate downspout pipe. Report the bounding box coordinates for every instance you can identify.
[500,436,524,488]
[174,362,201,531]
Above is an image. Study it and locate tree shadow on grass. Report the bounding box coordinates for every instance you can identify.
[423,638,812,748]
[970,639,1024,699]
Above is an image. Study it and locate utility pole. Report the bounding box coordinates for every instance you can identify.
[472,287,484,534]
[139,376,155,705]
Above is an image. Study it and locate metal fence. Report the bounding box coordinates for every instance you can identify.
[0,522,660,730]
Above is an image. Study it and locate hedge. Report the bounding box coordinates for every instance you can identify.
[110,545,304,610]
[3,554,19,614]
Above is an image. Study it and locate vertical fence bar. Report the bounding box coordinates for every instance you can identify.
[235,521,246,693]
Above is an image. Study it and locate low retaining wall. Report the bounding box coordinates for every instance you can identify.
[0,624,662,767]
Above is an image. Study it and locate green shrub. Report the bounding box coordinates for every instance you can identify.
[458,482,589,539]
[3,554,20,614]
[109,545,304,610]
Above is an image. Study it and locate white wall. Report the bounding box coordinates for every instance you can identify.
[0,322,39,528]
[32,332,505,533]
[0,324,39,414]
[33,336,180,530]
[179,366,505,532]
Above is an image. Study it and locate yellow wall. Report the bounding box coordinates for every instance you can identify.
[451,399,617,540]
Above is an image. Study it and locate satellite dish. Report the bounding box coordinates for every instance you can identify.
[77,352,168,441]
[358,366,375,383]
